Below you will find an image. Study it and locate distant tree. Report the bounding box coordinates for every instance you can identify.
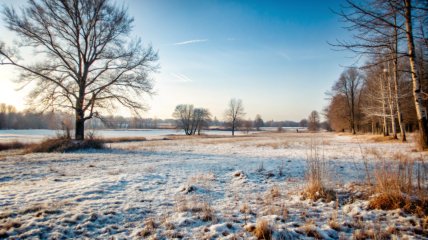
[173,104,194,135]
[173,104,211,135]
[299,119,308,128]
[307,111,320,132]
[242,119,253,134]
[254,114,264,131]
[224,98,245,136]
[193,108,211,135]
[325,95,349,132]
[0,0,158,140]
[331,68,363,134]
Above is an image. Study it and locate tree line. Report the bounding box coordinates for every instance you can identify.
[325,0,428,148]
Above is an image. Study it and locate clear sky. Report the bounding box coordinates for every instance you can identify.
[0,0,354,121]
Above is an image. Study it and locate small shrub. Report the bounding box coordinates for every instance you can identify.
[27,137,104,153]
[0,141,28,151]
[253,219,272,240]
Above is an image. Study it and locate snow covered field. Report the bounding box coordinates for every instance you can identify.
[0,132,427,239]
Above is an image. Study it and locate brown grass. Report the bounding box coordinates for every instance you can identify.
[367,152,428,217]
[298,221,323,239]
[302,139,335,202]
[99,136,147,143]
[137,217,157,237]
[26,137,104,153]
[175,195,215,222]
[0,141,29,151]
[252,219,272,240]
[370,135,399,143]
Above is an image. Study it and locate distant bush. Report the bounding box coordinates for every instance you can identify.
[27,137,104,153]
[0,141,29,151]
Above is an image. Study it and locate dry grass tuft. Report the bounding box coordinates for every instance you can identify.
[137,217,157,237]
[269,185,281,198]
[175,195,216,222]
[200,202,215,222]
[252,219,272,240]
[367,152,428,217]
[298,221,323,239]
[302,139,335,202]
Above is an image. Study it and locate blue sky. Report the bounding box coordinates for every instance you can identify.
[0,0,354,121]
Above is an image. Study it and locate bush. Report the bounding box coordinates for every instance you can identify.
[0,141,28,151]
[27,137,104,153]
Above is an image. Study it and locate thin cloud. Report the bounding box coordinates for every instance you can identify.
[277,51,291,61]
[173,39,208,45]
[170,73,192,83]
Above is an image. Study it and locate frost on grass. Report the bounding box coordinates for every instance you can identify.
[0,132,427,239]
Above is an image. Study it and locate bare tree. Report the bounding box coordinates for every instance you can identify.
[224,98,245,136]
[173,104,194,135]
[254,114,264,131]
[0,0,158,140]
[193,108,211,135]
[173,104,211,135]
[332,68,363,134]
[402,0,428,148]
[332,0,427,145]
[307,110,320,132]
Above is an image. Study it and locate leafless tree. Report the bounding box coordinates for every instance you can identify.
[332,0,427,146]
[224,98,245,136]
[193,108,211,135]
[402,0,428,148]
[0,0,158,140]
[254,114,264,131]
[173,104,194,135]
[307,110,320,132]
[173,104,211,135]
[332,68,363,134]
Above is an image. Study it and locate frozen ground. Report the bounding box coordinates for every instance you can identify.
[0,132,427,239]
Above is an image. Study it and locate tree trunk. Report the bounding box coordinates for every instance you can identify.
[404,0,428,149]
[232,121,235,136]
[392,10,406,142]
[393,57,406,141]
[380,76,389,136]
[387,68,398,139]
[75,112,85,140]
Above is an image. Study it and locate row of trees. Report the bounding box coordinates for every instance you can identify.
[172,99,328,136]
[326,0,428,148]
[173,98,247,136]
[0,103,72,129]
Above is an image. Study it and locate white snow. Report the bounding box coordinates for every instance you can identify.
[0,132,427,239]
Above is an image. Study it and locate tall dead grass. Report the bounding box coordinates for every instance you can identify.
[302,139,335,202]
[368,152,428,217]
